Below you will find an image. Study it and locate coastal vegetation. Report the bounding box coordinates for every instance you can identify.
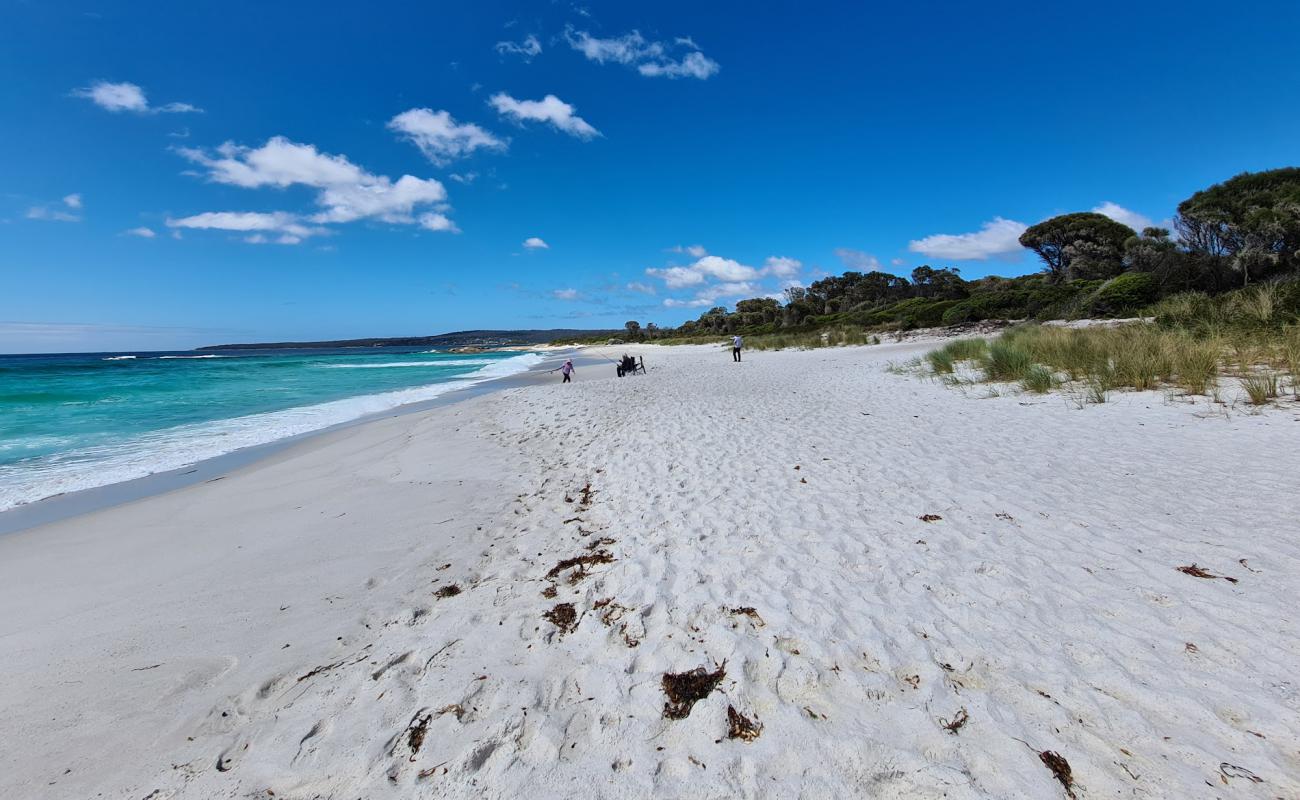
[605,168,1300,345]
[920,283,1300,405]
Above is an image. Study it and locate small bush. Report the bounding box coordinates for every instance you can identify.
[1088,272,1159,316]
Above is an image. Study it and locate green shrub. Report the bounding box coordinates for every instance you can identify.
[1088,272,1158,315]
[941,302,975,325]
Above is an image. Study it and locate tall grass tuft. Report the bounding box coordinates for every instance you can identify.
[982,341,1034,381]
[1172,336,1221,395]
[943,338,988,361]
[1021,365,1057,393]
[926,349,955,374]
[1241,371,1280,405]
[1232,283,1279,327]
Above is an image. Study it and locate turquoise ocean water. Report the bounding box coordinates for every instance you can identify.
[0,347,542,511]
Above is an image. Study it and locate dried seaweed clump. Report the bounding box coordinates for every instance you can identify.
[543,602,578,634]
[546,550,615,583]
[1038,750,1076,799]
[662,662,726,720]
[726,705,762,742]
[1175,564,1238,583]
[434,584,462,599]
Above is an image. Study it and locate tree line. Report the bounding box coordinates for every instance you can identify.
[616,167,1300,339]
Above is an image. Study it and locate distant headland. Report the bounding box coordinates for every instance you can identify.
[195,329,615,351]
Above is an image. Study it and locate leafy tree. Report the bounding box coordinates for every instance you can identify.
[910,265,968,299]
[1175,167,1300,286]
[624,320,641,339]
[1019,212,1136,283]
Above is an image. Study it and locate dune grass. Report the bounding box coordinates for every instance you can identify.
[923,321,1298,406]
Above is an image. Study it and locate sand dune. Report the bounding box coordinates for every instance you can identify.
[1,342,1296,798]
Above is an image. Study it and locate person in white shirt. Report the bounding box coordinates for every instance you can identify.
[732,335,743,362]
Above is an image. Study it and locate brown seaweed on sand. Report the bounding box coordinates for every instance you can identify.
[941,707,969,734]
[726,705,762,742]
[1039,750,1076,799]
[1175,564,1238,583]
[546,551,614,581]
[406,712,432,761]
[434,584,462,599]
[543,602,578,634]
[662,662,726,719]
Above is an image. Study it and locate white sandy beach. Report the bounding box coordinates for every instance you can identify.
[1,342,1297,799]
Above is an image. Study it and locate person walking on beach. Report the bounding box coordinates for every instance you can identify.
[732,334,743,362]
[560,359,575,383]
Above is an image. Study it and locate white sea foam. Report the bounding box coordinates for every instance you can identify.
[157,355,230,359]
[102,356,137,361]
[322,359,500,369]
[0,353,543,511]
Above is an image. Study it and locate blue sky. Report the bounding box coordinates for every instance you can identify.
[3,0,1299,352]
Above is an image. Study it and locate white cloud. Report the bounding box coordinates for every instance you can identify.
[418,213,459,233]
[489,93,599,139]
[646,265,705,288]
[388,108,506,166]
[669,244,708,258]
[762,256,801,279]
[696,281,760,301]
[25,205,80,222]
[694,255,760,282]
[908,217,1028,260]
[495,34,542,60]
[553,288,581,300]
[833,248,881,270]
[62,193,82,209]
[176,136,454,233]
[626,281,656,295]
[651,253,799,309]
[124,226,156,238]
[638,51,720,80]
[523,236,549,249]
[165,211,327,244]
[72,80,201,114]
[449,172,477,184]
[1092,201,1153,232]
[565,27,719,80]
[663,297,712,308]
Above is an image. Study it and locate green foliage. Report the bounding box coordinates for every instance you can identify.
[661,167,1300,342]
[1086,272,1159,315]
[1019,212,1137,283]
[1176,167,1300,286]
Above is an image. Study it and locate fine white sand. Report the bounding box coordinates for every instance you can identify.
[1,342,1297,799]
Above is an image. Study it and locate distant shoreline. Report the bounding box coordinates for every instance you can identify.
[195,328,615,351]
